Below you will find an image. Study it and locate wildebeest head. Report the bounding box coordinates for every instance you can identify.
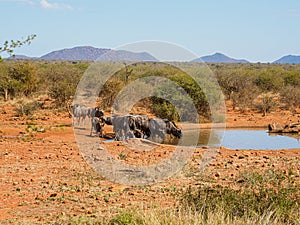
[104,116,114,125]
[93,107,104,118]
[166,120,182,138]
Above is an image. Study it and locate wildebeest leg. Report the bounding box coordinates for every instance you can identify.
[77,114,81,126]
[133,129,142,138]
[90,117,99,136]
[90,118,94,136]
[116,129,123,141]
[96,123,103,137]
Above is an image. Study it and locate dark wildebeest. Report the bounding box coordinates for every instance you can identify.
[148,118,182,141]
[148,118,167,140]
[91,117,105,137]
[108,114,148,140]
[131,114,150,138]
[90,107,105,137]
[102,115,114,125]
[105,114,181,141]
[115,114,150,140]
[164,119,182,138]
[112,115,135,141]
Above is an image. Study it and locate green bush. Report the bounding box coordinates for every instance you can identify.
[108,211,142,225]
[46,64,83,108]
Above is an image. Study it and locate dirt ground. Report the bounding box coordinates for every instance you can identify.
[0,105,299,224]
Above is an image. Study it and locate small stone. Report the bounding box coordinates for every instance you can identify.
[49,193,57,197]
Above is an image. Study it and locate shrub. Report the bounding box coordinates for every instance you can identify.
[108,211,142,225]
[15,99,39,117]
[253,92,279,116]
[280,85,300,113]
[8,62,40,97]
[47,64,82,108]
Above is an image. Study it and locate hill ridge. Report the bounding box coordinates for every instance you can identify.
[192,52,249,63]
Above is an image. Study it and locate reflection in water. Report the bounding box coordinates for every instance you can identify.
[164,129,300,150]
[163,128,223,147]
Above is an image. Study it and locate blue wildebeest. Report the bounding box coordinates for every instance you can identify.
[148,118,182,141]
[107,114,181,141]
[72,104,89,126]
[90,107,105,137]
[164,119,182,139]
[111,115,135,141]
[110,114,150,140]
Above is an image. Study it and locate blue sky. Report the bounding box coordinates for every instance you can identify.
[1,0,300,62]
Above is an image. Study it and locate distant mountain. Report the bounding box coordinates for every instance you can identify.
[40,46,109,60]
[96,49,157,61]
[192,52,249,63]
[8,48,300,64]
[273,55,300,64]
[9,55,34,59]
[40,46,157,61]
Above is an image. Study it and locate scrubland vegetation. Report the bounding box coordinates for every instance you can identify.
[0,60,299,121]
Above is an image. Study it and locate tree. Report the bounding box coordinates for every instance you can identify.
[8,62,40,96]
[0,64,13,101]
[0,35,36,62]
[284,71,300,87]
[254,68,284,92]
[280,85,300,114]
[47,64,82,108]
[0,62,40,100]
[216,68,259,111]
[254,92,279,116]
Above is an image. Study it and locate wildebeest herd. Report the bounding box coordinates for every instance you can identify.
[71,104,182,141]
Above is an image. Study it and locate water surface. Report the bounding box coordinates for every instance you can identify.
[220,129,300,150]
[171,129,300,150]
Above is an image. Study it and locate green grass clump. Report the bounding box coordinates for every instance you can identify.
[181,169,300,224]
[108,211,143,225]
